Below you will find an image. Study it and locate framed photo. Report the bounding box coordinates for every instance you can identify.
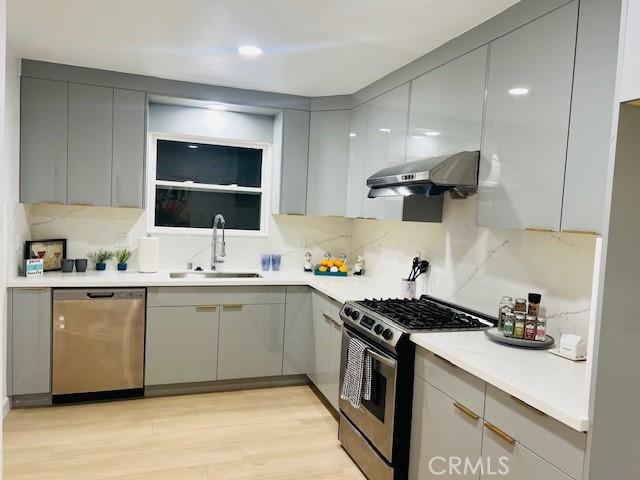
[24,239,67,271]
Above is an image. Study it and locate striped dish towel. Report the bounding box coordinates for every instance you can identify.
[340,336,372,408]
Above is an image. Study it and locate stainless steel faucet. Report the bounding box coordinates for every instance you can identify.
[211,213,226,270]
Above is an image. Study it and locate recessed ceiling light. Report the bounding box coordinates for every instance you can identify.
[188,145,198,149]
[379,128,391,133]
[508,87,529,96]
[424,130,441,137]
[349,133,357,138]
[207,104,226,111]
[238,45,263,57]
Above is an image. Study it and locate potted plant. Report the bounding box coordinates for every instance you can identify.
[115,249,132,271]
[88,249,113,271]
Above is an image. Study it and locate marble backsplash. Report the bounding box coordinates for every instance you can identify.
[349,196,597,341]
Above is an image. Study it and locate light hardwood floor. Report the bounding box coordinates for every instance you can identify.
[3,385,365,480]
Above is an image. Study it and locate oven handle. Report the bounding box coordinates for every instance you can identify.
[344,330,397,368]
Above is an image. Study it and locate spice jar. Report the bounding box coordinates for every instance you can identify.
[535,317,547,341]
[514,313,526,339]
[528,293,542,317]
[498,296,514,330]
[503,312,515,337]
[514,298,527,314]
[524,315,537,340]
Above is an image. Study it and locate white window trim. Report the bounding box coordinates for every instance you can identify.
[146,132,271,237]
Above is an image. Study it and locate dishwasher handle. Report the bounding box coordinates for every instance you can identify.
[86,292,115,299]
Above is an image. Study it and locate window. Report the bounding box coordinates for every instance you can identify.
[147,134,270,235]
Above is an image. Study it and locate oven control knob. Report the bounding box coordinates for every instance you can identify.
[382,328,394,340]
[373,324,384,335]
[344,306,353,317]
[350,310,360,320]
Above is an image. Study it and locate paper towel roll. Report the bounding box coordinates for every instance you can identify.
[138,236,160,273]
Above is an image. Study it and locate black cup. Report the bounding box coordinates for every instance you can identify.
[62,259,74,273]
[75,258,88,273]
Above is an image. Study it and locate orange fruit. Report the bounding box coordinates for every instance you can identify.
[334,259,343,267]
[339,265,348,273]
[319,265,328,272]
[326,260,335,268]
[320,259,329,266]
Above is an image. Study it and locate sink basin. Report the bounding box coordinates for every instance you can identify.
[169,271,262,279]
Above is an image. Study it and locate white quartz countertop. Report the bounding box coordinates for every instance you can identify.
[410,331,589,432]
[7,270,590,431]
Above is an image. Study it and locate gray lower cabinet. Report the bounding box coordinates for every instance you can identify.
[481,426,571,480]
[20,78,68,204]
[477,2,578,231]
[283,286,313,375]
[10,288,52,396]
[145,305,219,385]
[112,89,146,208]
[217,303,285,380]
[67,83,114,206]
[326,316,343,411]
[409,376,483,480]
[278,109,310,215]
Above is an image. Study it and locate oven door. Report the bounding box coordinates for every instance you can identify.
[339,326,397,462]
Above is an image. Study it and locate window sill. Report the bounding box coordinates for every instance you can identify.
[148,226,268,238]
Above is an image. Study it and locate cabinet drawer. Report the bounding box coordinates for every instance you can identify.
[414,348,485,418]
[147,286,286,307]
[484,384,586,479]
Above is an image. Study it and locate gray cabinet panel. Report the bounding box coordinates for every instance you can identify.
[145,306,219,385]
[67,83,113,206]
[327,318,342,411]
[362,84,410,220]
[112,89,145,208]
[11,288,52,396]
[478,3,578,231]
[407,46,487,162]
[283,286,313,375]
[345,103,369,218]
[310,291,342,408]
[218,304,285,380]
[279,109,310,215]
[147,286,286,307]
[306,110,351,216]
[20,78,68,204]
[409,377,483,479]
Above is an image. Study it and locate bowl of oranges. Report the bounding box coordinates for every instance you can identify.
[315,257,348,276]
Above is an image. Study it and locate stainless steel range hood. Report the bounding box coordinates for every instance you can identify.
[367,151,480,198]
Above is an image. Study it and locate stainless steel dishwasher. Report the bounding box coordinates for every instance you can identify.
[52,288,145,403]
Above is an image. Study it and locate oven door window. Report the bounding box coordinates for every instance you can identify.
[361,366,387,423]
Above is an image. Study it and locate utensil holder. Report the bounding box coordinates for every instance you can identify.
[400,279,417,299]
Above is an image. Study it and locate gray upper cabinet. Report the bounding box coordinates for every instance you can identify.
[345,103,369,218]
[20,78,68,204]
[10,288,52,396]
[407,46,487,162]
[112,89,146,208]
[278,109,310,215]
[477,2,578,231]
[67,83,114,206]
[306,110,351,217]
[361,83,410,220]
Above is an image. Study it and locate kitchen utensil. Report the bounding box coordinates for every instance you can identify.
[400,279,417,299]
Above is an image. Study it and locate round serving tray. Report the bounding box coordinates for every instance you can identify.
[484,328,554,349]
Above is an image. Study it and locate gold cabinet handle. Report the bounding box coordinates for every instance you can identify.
[195,305,217,312]
[223,304,243,311]
[322,313,343,327]
[509,395,545,416]
[525,227,554,233]
[484,421,515,445]
[453,402,479,420]
[561,229,598,236]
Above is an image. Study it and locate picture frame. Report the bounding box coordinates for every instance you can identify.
[24,239,67,272]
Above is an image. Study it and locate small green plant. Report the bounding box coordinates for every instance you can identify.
[88,249,114,264]
[115,249,132,265]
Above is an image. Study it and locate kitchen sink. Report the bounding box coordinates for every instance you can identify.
[169,271,262,279]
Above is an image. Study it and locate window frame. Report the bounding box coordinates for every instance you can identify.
[146,132,271,237]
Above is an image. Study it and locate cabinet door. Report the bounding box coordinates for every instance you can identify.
[345,103,369,218]
[309,294,333,392]
[327,318,343,411]
[283,286,313,375]
[20,78,68,204]
[67,83,114,206]
[218,304,285,380]
[481,424,571,480]
[112,89,145,208]
[307,110,351,216]
[409,378,483,479]
[407,46,487,162]
[145,305,219,385]
[478,3,578,231]
[11,288,52,396]
[279,109,310,215]
[362,83,410,220]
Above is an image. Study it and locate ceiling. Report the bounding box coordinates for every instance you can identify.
[8,0,519,97]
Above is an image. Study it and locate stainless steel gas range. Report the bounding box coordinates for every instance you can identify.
[337,295,495,480]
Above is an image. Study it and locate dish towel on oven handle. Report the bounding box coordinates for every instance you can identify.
[340,336,372,408]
